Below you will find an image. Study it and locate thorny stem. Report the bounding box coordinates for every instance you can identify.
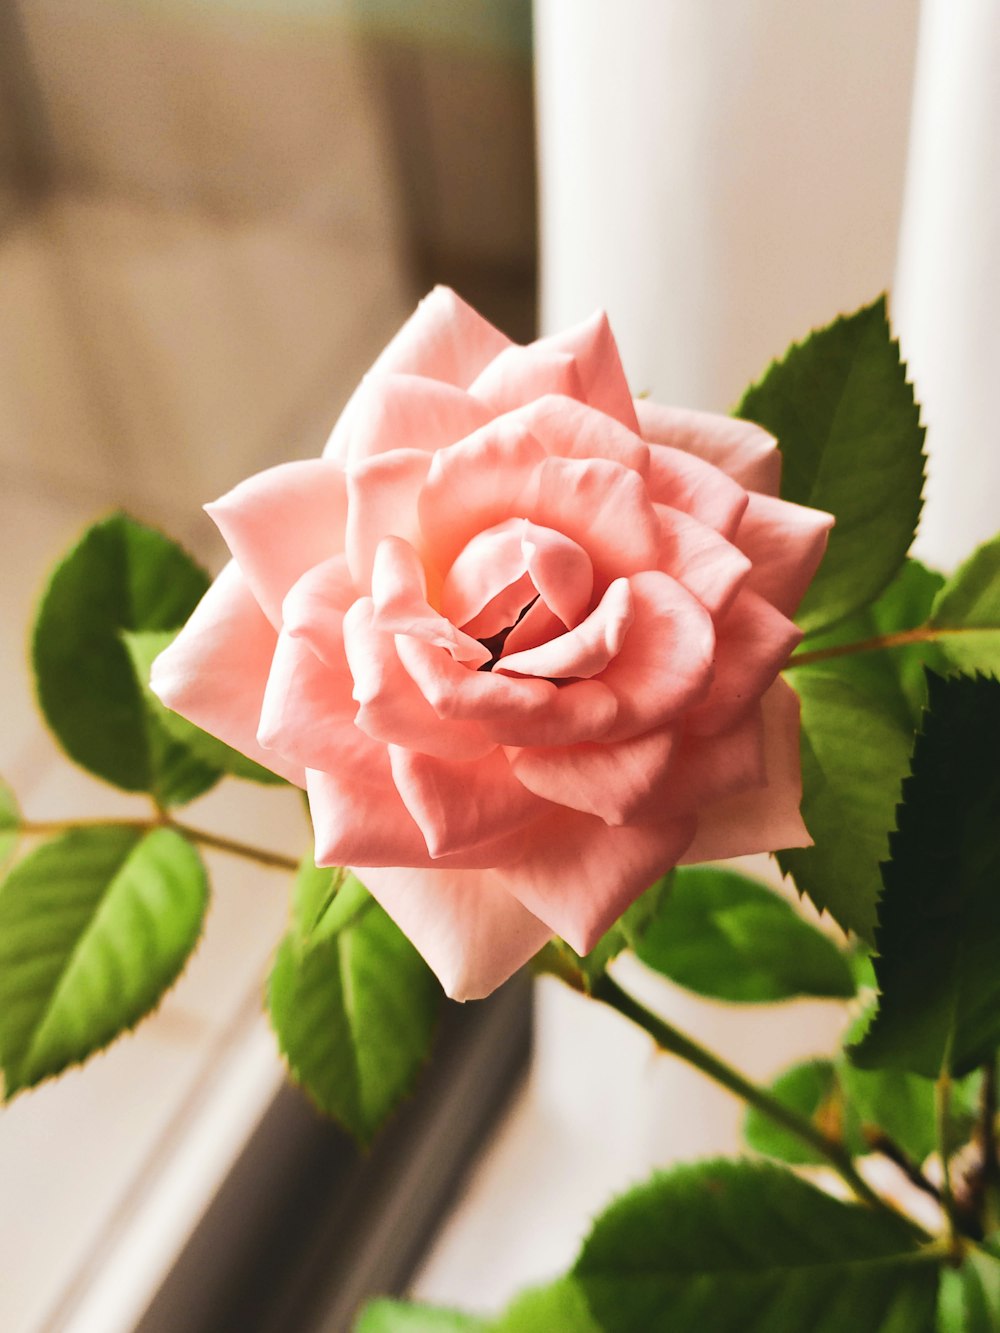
[788,624,971,669]
[936,1069,962,1251]
[587,972,928,1232]
[19,815,300,873]
[864,1128,942,1205]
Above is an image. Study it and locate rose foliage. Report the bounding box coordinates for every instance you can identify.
[151,288,832,998]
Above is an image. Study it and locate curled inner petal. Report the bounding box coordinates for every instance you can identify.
[497,578,634,680]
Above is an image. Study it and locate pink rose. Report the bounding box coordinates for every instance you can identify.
[152,288,832,1000]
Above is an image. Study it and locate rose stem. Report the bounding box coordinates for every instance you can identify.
[788,624,973,669]
[588,972,925,1229]
[935,1063,965,1255]
[19,816,300,873]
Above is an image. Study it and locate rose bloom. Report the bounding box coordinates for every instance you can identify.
[152,288,832,1000]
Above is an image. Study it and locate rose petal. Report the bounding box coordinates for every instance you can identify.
[345,447,432,592]
[536,310,639,430]
[307,761,433,867]
[520,522,594,627]
[339,372,491,465]
[281,553,358,668]
[496,807,696,954]
[352,865,552,1001]
[679,677,810,863]
[635,400,782,496]
[599,571,715,743]
[397,635,619,747]
[526,455,660,582]
[389,745,547,859]
[469,346,585,415]
[342,598,495,760]
[509,395,650,476]
[646,443,748,540]
[150,561,304,786]
[439,518,532,633]
[442,519,594,639]
[418,418,546,573]
[507,725,677,826]
[497,578,633,680]
[371,535,488,665]
[356,285,511,389]
[663,706,767,811]
[309,761,540,872]
[205,459,348,628]
[257,629,365,772]
[734,491,834,617]
[655,503,751,617]
[686,588,802,736]
[501,597,570,656]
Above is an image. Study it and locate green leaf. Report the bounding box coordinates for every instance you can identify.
[492,1278,600,1332]
[851,673,1000,1078]
[930,534,1000,674]
[0,777,20,868]
[0,825,207,1097]
[574,1158,938,1332]
[32,514,218,806]
[122,628,286,786]
[778,671,914,940]
[796,559,948,730]
[738,297,925,635]
[837,1060,937,1165]
[634,866,854,1002]
[355,1301,487,1332]
[559,874,672,988]
[268,866,442,1145]
[937,1247,1000,1332]
[743,1060,842,1165]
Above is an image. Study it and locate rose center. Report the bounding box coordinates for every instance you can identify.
[476,595,539,672]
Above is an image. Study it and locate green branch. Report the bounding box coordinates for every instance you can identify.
[588,972,929,1232]
[20,815,300,873]
[788,623,972,669]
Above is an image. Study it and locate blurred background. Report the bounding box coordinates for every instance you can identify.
[1,0,998,1329]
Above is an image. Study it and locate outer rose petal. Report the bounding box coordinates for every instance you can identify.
[258,630,368,773]
[663,705,767,811]
[281,553,358,668]
[734,491,835,617]
[655,504,751,617]
[345,448,431,592]
[353,866,553,1001]
[388,746,548,859]
[686,588,802,736]
[635,400,782,496]
[679,676,810,863]
[646,443,748,541]
[150,561,304,786]
[206,459,348,628]
[307,762,434,868]
[397,635,619,747]
[469,346,585,415]
[510,395,649,475]
[507,725,677,826]
[339,373,491,465]
[536,310,640,431]
[496,807,696,954]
